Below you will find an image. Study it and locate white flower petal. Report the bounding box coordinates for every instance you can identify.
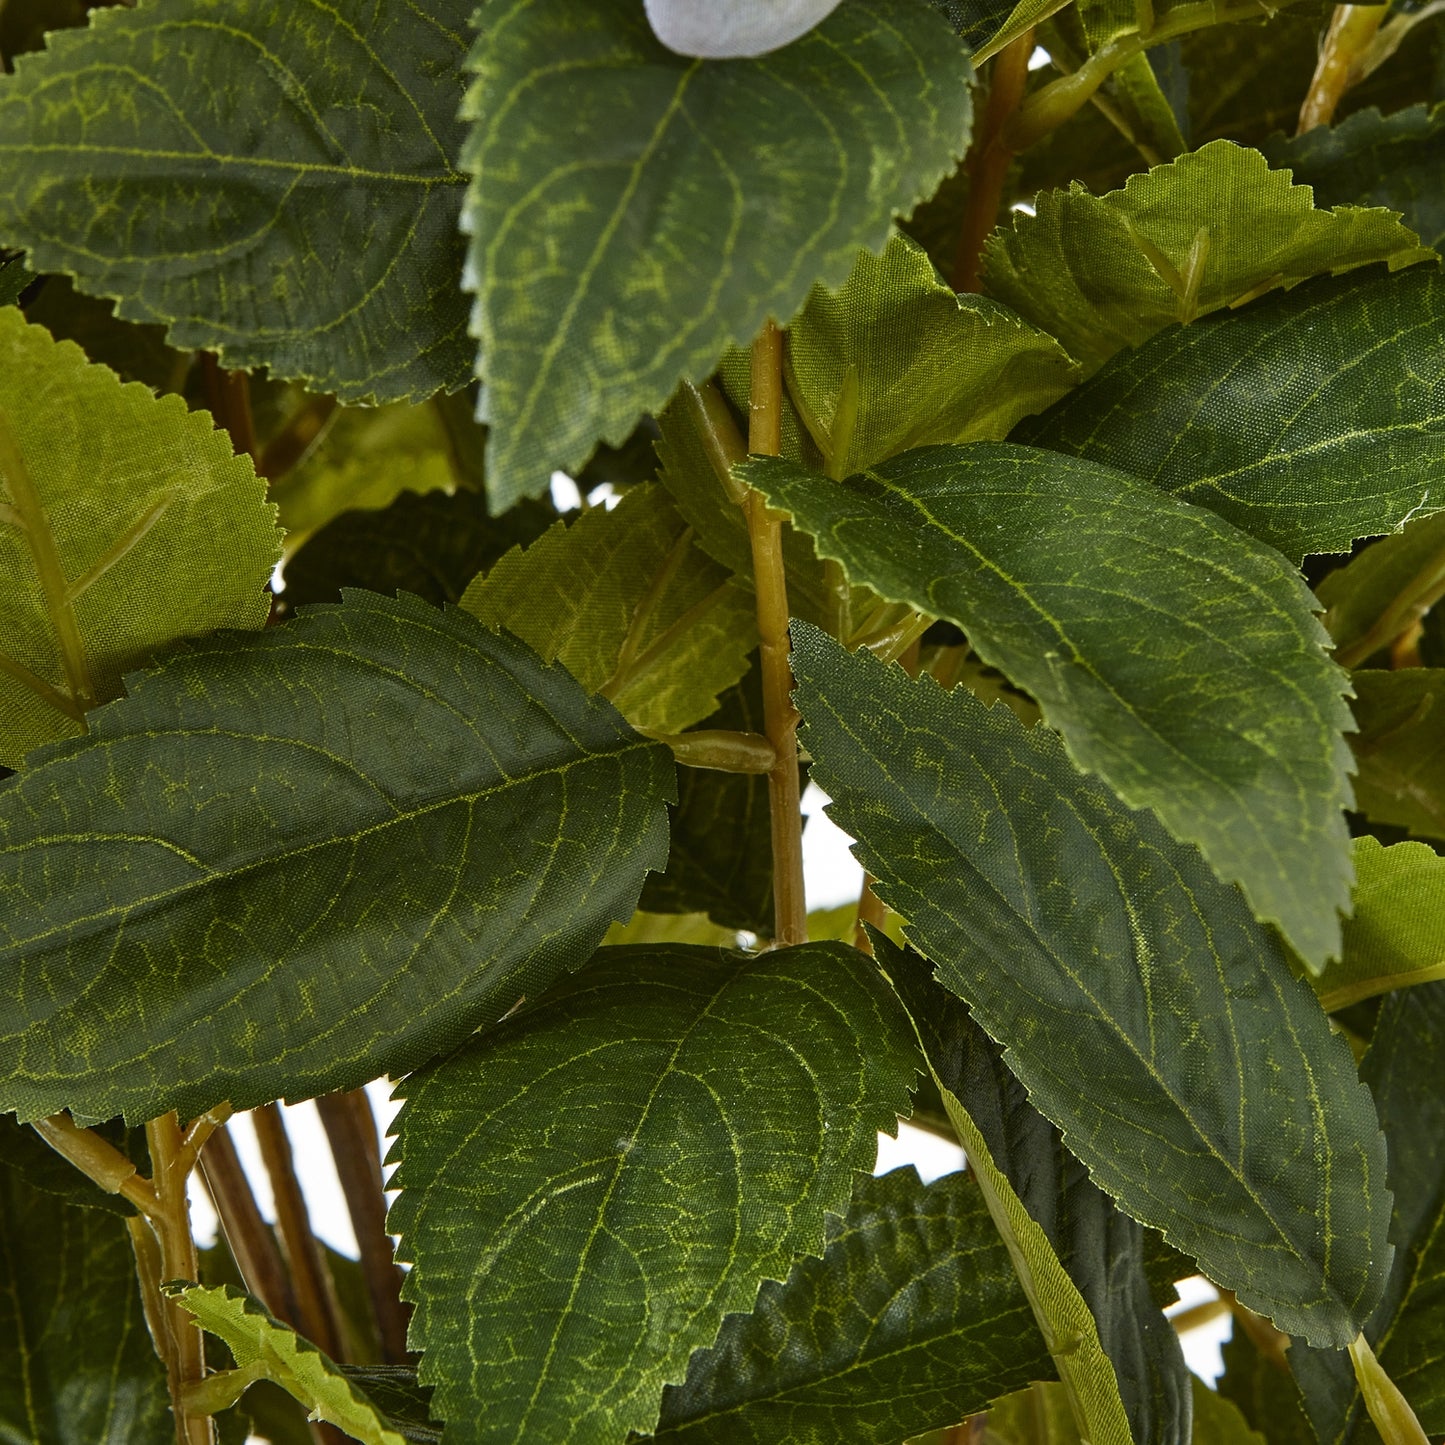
[643,0,844,58]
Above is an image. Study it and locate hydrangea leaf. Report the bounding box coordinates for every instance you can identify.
[0,0,473,403]
[1018,267,1445,563]
[982,141,1429,374]
[791,625,1392,1345]
[464,0,973,507]
[461,482,756,734]
[1348,669,1445,843]
[646,1167,1053,1444]
[1314,839,1445,1015]
[745,445,1354,969]
[785,230,1080,477]
[1291,982,1445,1443]
[880,937,1189,1445]
[1264,102,1445,252]
[0,591,674,1123]
[389,941,918,1445]
[0,306,278,768]
[0,1141,171,1444]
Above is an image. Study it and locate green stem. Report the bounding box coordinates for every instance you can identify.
[1334,541,1445,669]
[1348,1333,1430,1445]
[1297,5,1388,135]
[32,1114,161,1217]
[645,728,776,774]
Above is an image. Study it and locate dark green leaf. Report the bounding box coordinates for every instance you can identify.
[281,490,554,612]
[0,0,472,402]
[882,938,1190,1445]
[0,1114,147,1217]
[1348,669,1445,841]
[1291,982,1445,1442]
[0,1151,170,1443]
[638,662,778,935]
[0,305,280,767]
[747,446,1354,968]
[1189,1380,1269,1445]
[390,941,918,1444]
[1218,1327,1317,1445]
[1018,266,1445,563]
[981,142,1427,375]
[647,1167,1053,1444]
[337,1369,440,1445]
[0,591,674,1123]
[464,0,973,507]
[791,625,1392,1345]
[0,253,33,306]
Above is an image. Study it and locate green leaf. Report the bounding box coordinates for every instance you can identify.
[461,482,757,734]
[0,1114,148,1217]
[747,445,1355,968]
[1315,839,1445,1014]
[1291,982,1445,1443]
[602,909,738,948]
[0,1148,171,1444]
[464,0,973,507]
[1018,266,1445,563]
[1218,1327,1317,1445]
[982,141,1429,374]
[281,490,554,613]
[269,397,488,552]
[880,936,1189,1445]
[0,306,279,768]
[0,590,674,1123]
[982,1383,1082,1444]
[940,0,1072,61]
[169,1284,408,1445]
[1265,103,1445,252]
[785,230,1080,478]
[1319,512,1445,667]
[1189,1379,1269,1445]
[389,940,918,1445]
[0,253,32,306]
[0,0,472,403]
[647,1167,1054,1444]
[638,664,778,934]
[1348,669,1445,842]
[791,625,1392,1345]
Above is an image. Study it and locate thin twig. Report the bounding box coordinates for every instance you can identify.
[251,1104,344,1360]
[315,1090,411,1365]
[953,29,1036,292]
[746,321,807,947]
[1296,5,1388,134]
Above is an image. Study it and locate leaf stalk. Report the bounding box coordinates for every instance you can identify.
[1296,6,1388,135]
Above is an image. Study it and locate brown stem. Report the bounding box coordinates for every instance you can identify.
[198,1125,297,1323]
[855,877,889,955]
[251,1105,344,1360]
[201,355,258,465]
[953,29,1036,292]
[746,321,807,947]
[146,1113,212,1445]
[315,1090,411,1365]
[1296,5,1388,134]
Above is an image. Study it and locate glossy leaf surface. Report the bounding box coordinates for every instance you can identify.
[1019,267,1445,562]
[792,626,1391,1345]
[982,141,1427,374]
[0,1,472,402]
[464,0,972,506]
[648,1166,1052,1443]
[0,592,673,1123]
[390,941,918,1444]
[0,306,278,766]
[1348,669,1445,842]
[749,445,1354,967]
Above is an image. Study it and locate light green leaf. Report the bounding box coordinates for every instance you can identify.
[982,141,1429,374]
[389,940,918,1445]
[0,0,472,403]
[1314,839,1445,1014]
[647,1167,1054,1444]
[946,0,1073,61]
[791,625,1392,1345]
[1189,1380,1269,1445]
[464,0,973,507]
[281,490,554,613]
[785,230,1080,478]
[1218,1327,1317,1445]
[0,591,674,1123]
[1349,669,1445,842]
[0,306,279,768]
[461,482,757,734]
[982,1382,1083,1444]
[269,396,488,553]
[1264,102,1445,252]
[1318,512,1445,668]
[881,936,1189,1445]
[169,1284,406,1445]
[1291,982,1445,1443]
[746,445,1355,968]
[0,1135,171,1443]
[602,909,738,948]
[1018,266,1445,563]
